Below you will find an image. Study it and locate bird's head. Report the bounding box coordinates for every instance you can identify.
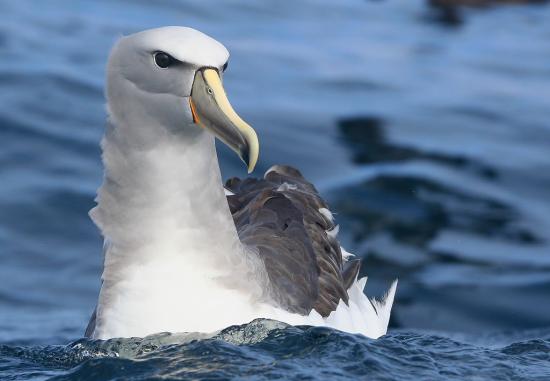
[106,26,258,173]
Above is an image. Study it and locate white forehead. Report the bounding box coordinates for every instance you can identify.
[117,26,229,67]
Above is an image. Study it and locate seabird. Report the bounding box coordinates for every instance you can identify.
[85,26,396,340]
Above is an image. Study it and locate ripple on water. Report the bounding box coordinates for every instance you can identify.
[1,320,550,381]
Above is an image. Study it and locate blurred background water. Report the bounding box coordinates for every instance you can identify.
[1,0,550,379]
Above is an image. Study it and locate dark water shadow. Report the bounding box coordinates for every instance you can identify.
[424,0,549,27]
[331,116,548,332]
[339,117,498,180]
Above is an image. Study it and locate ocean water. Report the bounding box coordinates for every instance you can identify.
[1,0,550,379]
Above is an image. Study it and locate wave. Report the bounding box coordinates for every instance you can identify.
[2,320,550,380]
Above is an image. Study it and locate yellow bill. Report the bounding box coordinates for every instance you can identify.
[189,68,259,173]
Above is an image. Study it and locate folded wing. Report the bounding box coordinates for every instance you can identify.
[226,165,362,317]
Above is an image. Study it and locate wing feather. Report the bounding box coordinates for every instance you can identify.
[226,165,360,317]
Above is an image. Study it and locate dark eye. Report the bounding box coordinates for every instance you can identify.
[154,52,175,68]
[222,61,228,72]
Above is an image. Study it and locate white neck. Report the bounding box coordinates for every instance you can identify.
[90,119,266,339]
[92,123,241,268]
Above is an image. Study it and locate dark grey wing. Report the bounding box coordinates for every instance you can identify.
[85,307,96,338]
[84,239,110,338]
[226,165,361,317]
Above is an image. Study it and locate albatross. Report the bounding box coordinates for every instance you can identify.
[85,26,397,340]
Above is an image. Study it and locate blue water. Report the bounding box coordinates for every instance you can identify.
[1,0,550,379]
